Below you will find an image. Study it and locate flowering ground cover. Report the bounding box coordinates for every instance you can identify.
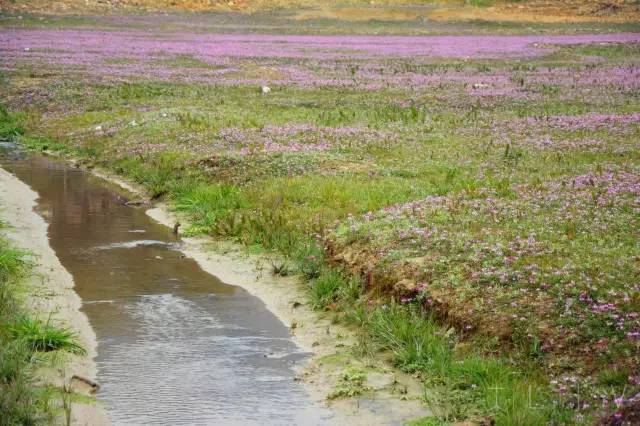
[1,13,639,424]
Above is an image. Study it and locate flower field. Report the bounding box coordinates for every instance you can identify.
[1,13,639,424]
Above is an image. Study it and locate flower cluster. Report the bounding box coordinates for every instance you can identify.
[330,167,640,367]
[214,124,395,155]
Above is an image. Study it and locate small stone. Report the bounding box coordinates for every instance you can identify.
[564,297,574,312]
[24,47,30,52]
[70,375,100,395]
[261,86,271,94]
[95,125,102,131]
[472,83,490,89]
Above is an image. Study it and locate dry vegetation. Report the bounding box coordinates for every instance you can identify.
[1,0,639,24]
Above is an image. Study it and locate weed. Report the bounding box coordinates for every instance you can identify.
[309,268,344,309]
[327,368,368,399]
[295,241,324,280]
[173,183,243,233]
[10,317,86,355]
[270,260,291,276]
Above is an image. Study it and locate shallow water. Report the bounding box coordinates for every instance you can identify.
[0,148,332,425]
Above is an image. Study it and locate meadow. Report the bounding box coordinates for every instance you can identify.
[1,12,639,424]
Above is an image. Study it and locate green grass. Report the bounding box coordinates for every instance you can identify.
[568,42,640,59]
[0,106,24,139]
[465,0,496,7]
[10,317,86,355]
[172,183,245,235]
[305,264,576,424]
[0,234,86,424]
[309,268,345,308]
[365,304,571,424]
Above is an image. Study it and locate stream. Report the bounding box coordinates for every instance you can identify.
[0,145,333,425]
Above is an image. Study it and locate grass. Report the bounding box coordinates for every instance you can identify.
[0,106,24,139]
[305,262,576,424]
[1,25,639,424]
[172,183,245,235]
[10,317,86,355]
[0,232,86,424]
[309,268,345,308]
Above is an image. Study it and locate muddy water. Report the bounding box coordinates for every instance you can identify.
[0,147,332,425]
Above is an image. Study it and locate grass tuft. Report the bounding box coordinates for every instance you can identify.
[309,268,344,309]
[10,317,86,355]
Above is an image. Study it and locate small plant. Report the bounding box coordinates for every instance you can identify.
[0,106,24,139]
[465,0,495,6]
[309,269,345,309]
[295,242,324,280]
[10,317,86,355]
[173,183,243,233]
[61,383,73,426]
[270,260,291,276]
[0,246,27,283]
[327,369,368,399]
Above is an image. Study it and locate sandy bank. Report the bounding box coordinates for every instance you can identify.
[0,167,110,426]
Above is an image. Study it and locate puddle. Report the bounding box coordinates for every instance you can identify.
[0,148,333,425]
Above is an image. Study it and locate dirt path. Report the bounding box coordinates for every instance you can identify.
[0,167,110,426]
